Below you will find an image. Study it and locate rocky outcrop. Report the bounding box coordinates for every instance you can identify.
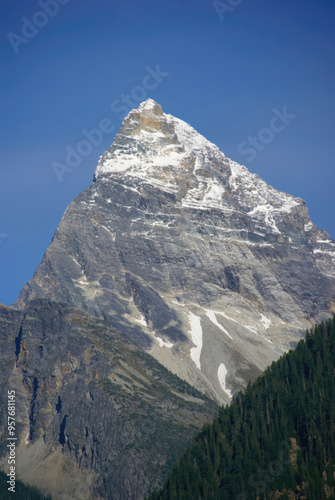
[0,300,217,500]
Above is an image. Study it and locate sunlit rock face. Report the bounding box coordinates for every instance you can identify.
[14,98,335,404]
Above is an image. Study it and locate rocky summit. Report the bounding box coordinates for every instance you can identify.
[14,98,335,402]
[1,99,334,499]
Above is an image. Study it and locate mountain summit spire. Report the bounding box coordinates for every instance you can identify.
[15,100,335,410]
[137,98,163,113]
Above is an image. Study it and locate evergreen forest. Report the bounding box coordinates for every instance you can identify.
[147,316,335,499]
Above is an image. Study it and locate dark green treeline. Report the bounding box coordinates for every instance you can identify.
[0,470,52,499]
[147,316,335,500]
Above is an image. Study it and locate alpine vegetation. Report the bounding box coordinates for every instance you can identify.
[147,316,335,500]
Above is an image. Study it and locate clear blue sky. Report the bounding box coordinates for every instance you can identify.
[0,0,334,306]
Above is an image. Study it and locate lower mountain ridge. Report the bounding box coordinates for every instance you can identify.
[0,300,217,500]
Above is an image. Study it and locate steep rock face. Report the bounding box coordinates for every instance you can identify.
[0,300,217,500]
[14,99,335,403]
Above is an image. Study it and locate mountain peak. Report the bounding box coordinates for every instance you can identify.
[94,101,308,230]
[14,99,335,415]
[137,98,163,114]
[94,99,221,183]
[125,98,170,134]
[94,100,184,181]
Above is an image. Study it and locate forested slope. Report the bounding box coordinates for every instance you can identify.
[147,316,335,499]
[0,470,52,499]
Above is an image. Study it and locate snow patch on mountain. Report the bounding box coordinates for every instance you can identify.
[138,98,158,111]
[155,336,174,349]
[215,311,238,323]
[304,221,314,232]
[134,315,147,326]
[188,312,203,370]
[314,249,335,257]
[166,114,221,157]
[205,310,233,339]
[245,325,259,336]
[229,159,302,234]
[217,363,233,398]
[181,179,226,211]
[260,314,272,330]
